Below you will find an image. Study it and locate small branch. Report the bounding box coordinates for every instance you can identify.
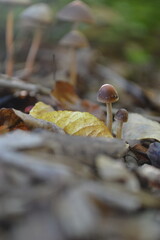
[14,109,65,135]
[0,74,51,95]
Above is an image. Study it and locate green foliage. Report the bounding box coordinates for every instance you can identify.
[124,43,151,64]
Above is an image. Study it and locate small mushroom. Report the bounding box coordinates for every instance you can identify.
[57,0,94,29]
[20,3,53,78]
[114,108,128,139]
[59,30,89,86]
[0,0,31,76]
[97,84,119,132]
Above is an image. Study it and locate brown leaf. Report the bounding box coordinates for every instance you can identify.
[51,81,80,108]
[51,81,105,120]
[0,109,30,133]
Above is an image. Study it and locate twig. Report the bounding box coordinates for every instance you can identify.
[14,109,65,134]
[0,74,50,95]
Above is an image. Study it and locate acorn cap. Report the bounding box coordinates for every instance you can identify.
[59,30,89,48]
[57,0,94,24]
[20,3,53,25]
[0,0,31,6]
[97,84,119,104]
[114,108,128,122]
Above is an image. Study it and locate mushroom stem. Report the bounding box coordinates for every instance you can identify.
[6,9,14,76]
[69,47,77,86]
[116,121,123,139]
[106,102,112,132]
[72,22,79,30]
[24,27,43,78]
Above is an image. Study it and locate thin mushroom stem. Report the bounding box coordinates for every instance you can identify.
[116,121,123,139]
[6,9,14,76]
[72,22,79,30]
[106,102,113,132]
[24,27,43,78]
[69,47,77,86]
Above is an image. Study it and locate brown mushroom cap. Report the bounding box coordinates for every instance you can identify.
[59,30,89,48]
[57,0,94,24]
[97,84,119,104]
[20,3,53,25]
[0,0,31,6]
[114,108,128,122]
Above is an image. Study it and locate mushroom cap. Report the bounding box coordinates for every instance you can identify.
[114,108,128,122]
[20,3,53,25]
[97,84,119,104]
[57,0,94,24]
[0,0,31,6]
[59,30,89,48]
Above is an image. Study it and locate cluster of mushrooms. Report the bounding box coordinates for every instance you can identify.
[1,1,128,138]
[97,84,128,139]
[58,0,94,85]
[0,0,53,77]
[1,0,94,80]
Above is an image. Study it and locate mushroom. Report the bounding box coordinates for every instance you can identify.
[114,108,128,139]
[57,0,94,29]
[0,0,31,76]
[20,3,53,78]
[59,30,89,86]
[97,84,119,132]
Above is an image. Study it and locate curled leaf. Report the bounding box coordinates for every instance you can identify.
[30,102,112,138]
[114,113,160,141]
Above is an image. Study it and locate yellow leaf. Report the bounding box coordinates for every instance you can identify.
[30,102,112,138]
[30,102,54,116]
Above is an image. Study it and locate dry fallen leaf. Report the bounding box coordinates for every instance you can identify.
[51,81,105,120]
[29,101,54,115]
[30,102,112,137]
[0,108,30,133]
[113,113,160,141]
[51,81,80,108]
[0,107,64,134]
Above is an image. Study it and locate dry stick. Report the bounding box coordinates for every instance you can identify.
[6,9,14,76]
[70,47,77,86]
[14,109,65,134]
[0,74,50,95]
[24,28,43,78]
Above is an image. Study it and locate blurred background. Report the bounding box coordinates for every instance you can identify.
[0,0,159,111]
